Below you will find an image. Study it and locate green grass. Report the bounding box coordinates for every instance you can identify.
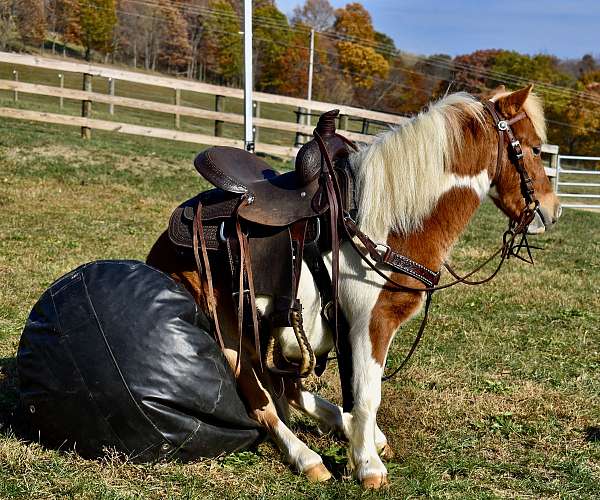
[0,115,599,499]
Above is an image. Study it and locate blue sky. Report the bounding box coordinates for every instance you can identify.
[275,0,599,59]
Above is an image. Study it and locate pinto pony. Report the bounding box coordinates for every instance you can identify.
[147,86,561,488]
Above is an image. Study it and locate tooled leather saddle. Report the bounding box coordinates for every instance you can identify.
[167,110,356,379]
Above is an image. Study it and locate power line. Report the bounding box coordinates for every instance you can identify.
[58,0,600,114]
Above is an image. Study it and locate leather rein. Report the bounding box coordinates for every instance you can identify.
[313,98,541,381]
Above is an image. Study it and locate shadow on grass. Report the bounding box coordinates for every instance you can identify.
[584,426,600,443]
[0,356,20,434]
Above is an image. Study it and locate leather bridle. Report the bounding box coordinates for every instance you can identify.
[482,100,538,213]
[314,98,543,382]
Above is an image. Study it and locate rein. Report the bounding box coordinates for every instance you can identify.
[315,99,540,381]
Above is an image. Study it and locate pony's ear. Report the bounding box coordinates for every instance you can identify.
[497,84,533,117]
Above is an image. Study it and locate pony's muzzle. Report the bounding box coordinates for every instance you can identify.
[527,202,561,234]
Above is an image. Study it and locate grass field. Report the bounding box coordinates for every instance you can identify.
[0,114,599,499]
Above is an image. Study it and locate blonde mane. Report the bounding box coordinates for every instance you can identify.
[351,92,486,238]
[351,91,546,238]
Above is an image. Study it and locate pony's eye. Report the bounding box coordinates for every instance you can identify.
[532,146,541,157]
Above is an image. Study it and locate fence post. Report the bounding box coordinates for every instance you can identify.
[174,88,181,129]
[253,101,260,143]
[81,73,92,139]
[12,70,18,102]
[554,156,561,194]
[550,150,559,192]
[341,114,348,131]
[58,73,64,110]
[108,77,115,115]
[214,95,224,137]
[361,118,369,135]
[295,106,305,147]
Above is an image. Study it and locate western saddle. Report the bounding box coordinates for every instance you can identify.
[168,110,356,379]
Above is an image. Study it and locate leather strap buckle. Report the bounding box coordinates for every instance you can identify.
[375,243,392,262]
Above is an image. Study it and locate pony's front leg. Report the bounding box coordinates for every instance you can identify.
[223,349,331,483]
[347,326,388,489]
[347,288,424,488]
[285,380,391,458]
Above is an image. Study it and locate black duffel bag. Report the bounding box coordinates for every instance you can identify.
[16,260,261,461]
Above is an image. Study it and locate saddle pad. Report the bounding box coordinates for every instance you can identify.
[168,190,240,251]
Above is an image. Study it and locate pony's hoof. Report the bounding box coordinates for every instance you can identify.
[361,474,389,489]
[378,443,395,460]
[304,463,332,482]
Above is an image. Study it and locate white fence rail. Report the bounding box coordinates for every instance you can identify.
[555,155,600,209]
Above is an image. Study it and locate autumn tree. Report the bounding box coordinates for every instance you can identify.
[14,0,46,46]
[181,0,209,79]
[274,24,310,97]
[201,0,242,84]
[158,3,191,72]
[333,3,389,89]
[76,0,117,60]
[62,0,82,46]
[0,0,19,50]
[291,0,334,31]
[253,2,292,91]
[448,49,504,92]
[560,72,600,154]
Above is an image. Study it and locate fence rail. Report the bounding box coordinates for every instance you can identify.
[554,155,600,209]
[0,52,411,157]
[0,50,566,178]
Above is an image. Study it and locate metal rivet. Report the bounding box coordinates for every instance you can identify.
[300,192,306,197]
[161,443,170,451]
[29,405,35,414]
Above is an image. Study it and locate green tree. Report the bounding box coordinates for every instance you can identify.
[201,0,242,84]
[254,2,291,91]
[78,0,117,60]
[374,31,396,61]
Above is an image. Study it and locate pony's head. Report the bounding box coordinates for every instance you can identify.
[487,85,562,234]
[351,86,560,240]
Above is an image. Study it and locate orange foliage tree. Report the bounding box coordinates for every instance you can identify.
[14,0,46,46]
[333,3,389,89]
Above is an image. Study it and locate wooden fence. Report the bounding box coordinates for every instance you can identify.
[0,52,408,159]
[0,51,559,171]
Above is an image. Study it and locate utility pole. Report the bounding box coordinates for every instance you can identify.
[243,0,254,152]
[306,28,315,127]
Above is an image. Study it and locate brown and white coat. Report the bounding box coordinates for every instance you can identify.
[147,86,561,489]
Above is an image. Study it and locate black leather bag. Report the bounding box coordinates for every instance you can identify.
[16,260,261,461]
